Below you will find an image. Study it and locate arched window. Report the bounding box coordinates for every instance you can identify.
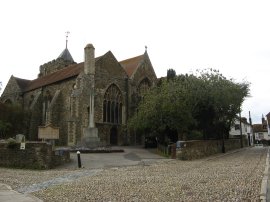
[29,95,34,108]
[103,84,122,124]
[138,78,151,96]
[4,99,12,105]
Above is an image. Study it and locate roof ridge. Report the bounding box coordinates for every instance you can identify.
[119,54,144,63]
[25,62,84,92]
[119,54,145,77]
[13,77,31,91]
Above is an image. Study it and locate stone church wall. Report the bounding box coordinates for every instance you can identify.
[44,78,77,145]
[23,88,43,141]
[22,77,77,145]
[126,59,157,145]
[93,53,129,145]
[1,46,158,147]
[0,76,23,105]
[73,74,93,146]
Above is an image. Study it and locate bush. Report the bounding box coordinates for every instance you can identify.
[187,130,203,140]
[6,138,17,149]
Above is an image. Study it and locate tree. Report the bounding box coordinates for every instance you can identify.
[128,69,250,144]
[128,75,197,144]
[193,69,249,140]
[167,69,176,81]
[0,103,30,139]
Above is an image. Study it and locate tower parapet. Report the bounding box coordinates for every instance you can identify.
[38,49,76,77]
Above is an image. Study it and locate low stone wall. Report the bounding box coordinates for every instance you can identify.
[176,139,248,160]
[53,148,71,167]
[0,142,70,169]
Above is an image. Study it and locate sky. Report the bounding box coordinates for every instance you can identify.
[0,0,269,123]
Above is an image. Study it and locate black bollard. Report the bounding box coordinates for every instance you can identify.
[77,151,82,168]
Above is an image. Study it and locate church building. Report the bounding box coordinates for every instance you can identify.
[0,43,157,146]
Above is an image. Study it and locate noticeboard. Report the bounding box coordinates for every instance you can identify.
[38,124,59,140]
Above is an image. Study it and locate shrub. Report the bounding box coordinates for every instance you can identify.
[6,138,17,149]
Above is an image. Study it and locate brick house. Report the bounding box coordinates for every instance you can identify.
[0,43,157,146]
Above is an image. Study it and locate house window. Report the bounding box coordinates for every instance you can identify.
[235,124,240,130]
[259,133,264,140]
[103,84,122,124]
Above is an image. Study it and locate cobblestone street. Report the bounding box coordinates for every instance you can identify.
[0,147,267,201]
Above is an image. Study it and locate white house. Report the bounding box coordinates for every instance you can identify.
[229,117,253,146]
[253,115,269,143]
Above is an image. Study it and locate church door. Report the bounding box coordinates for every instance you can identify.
[110,127,118,145]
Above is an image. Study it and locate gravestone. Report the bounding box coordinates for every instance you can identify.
[16,134,25,143]
[16,134,26,150]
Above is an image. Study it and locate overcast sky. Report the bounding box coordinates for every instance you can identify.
[0,0,269,123]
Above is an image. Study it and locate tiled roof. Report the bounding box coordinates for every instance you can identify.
[120,54,144,77]
[25,62,84,92]
[13,51,144,92]
[22,55,104,92]
[14,77,31,91]
[253,124,268,133]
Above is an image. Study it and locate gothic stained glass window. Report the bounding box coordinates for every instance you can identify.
[103,84,122,124]
[137,78,151,102]
[138,78,151,95]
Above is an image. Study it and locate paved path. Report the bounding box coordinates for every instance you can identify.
[33,147,268,201]
[0,146,268,201]
[0,146,165,202]
[0,183,42,202]
[57,146,165,169]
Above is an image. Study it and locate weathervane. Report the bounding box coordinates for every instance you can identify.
[65,31,70,49]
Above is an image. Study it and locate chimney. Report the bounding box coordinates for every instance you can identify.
[262,114,265,124]
[249,111,252,125]
[84,44,95,75]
